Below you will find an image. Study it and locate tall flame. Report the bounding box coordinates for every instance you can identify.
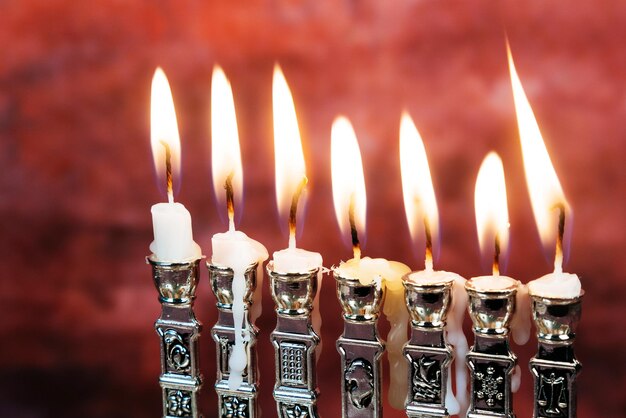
[273,65,307,247]
[331,116,367,259]
[475,152,509,275]
[507,46,571,271]
[211,65,243,229]
[151,67,181,203]
[399,112,439,270]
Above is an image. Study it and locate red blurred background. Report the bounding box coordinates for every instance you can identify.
[1,1,625,417]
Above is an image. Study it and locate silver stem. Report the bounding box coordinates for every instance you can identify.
[268,263,321,418]
[208,262,260,418]
[529,294,583,418]
[148,256,203,418]
[403,277,455,418]
[335,272,385,418]
[465,282,518,418]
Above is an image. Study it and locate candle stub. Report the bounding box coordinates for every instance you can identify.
[272,247,323,273]
[528,272,581,299]
[468,275,518,290]
[150,202,202,262]
[336,256,411,410]
[211,229,268,390]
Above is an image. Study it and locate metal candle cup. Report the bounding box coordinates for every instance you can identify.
[402,277,455,418]
[465,280,518,418]
[529,292,583,418]
[335,271,385,418]
[148,256,203,418]
[207,262,260,418]
[268,263,321,418]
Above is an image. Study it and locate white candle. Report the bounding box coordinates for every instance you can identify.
[148,67,201,262]
[150,203,201,262]
[528,272,581,299]
[508,45,583,301]
[210,65,270,390]
[336,256,411,410]
[212,229,268,390]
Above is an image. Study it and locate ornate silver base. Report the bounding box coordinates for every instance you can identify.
[529,295,582,418]
[268,264,321,418]
[149,256,203,418]
[335,272,385,418]
[465,280,518,418]
[403,276,455,418]
[208,263,260,418]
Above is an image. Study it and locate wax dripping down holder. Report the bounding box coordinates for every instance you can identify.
[529,292,583,418]
[207,262,260,418]
[149,256,203,418]
[268,262,322,418]
[403,277,455,418]
[335,272,385,418]
[465,281,518,418]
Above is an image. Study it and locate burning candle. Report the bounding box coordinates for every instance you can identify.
[270,64,323,323]
[472,152,530,350]
[268,65,324,416]
[149,68,201,262]
[210,65,268,391]
[270,65,323,273]
[507,47,582,298]
[331,116,410,412]
[399,112,468,414]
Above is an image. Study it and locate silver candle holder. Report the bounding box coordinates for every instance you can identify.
[402,276,455,418]
[529,293,583,418]
[148,256,203,418]
[335,272,385,418]
[268,263,322,418]
[207,263,260,418]
[465,280,518,418]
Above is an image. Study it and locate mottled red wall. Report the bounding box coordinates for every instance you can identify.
[1,1,624,417]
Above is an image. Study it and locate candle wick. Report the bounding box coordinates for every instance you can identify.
[349,194,361,260]
[493,234,501,277]
[288,177,308,248]
[225,172,235,229]
[424,216,434,271]
[554,203,566,273]
[161,140,174,203]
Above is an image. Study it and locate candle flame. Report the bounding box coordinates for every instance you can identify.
[507,46,571,272]
[273,64,307,248]
[150,67,181,203]
[211,65,243,230]
[399,112,439,271]
[474,152,509,275]
[331,116,366,259]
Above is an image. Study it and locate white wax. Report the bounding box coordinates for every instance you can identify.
[150,202,202,262]
[336,257,411,410]
[468,275,518,290]
[510,283,531,345]
[212,230,268,390]
[271,247,324,359]
[528,272,582,299]
[272,247,323,273]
